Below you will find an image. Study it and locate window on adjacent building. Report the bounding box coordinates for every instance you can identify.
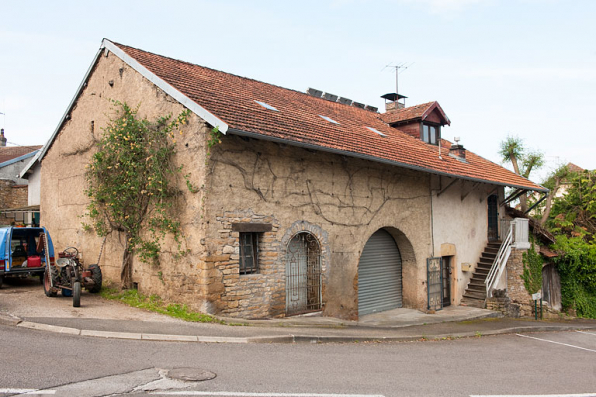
[239,232,259,274]
[422,123,440,145]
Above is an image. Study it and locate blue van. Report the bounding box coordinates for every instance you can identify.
[0,226,55,288]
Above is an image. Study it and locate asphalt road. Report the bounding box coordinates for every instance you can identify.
[1,325,595,397]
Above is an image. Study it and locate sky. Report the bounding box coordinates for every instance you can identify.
[1,0,594,183]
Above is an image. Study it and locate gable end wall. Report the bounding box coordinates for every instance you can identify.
[41,50,215,310]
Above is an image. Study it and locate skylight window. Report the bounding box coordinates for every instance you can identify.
[366,126,387,137]
[319,115,339,125]
[255,100,278,111]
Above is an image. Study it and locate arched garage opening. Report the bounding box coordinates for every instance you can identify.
[357,228,415,316]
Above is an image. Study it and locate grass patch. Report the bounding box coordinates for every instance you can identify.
[457,317,501,325]
[100,286,222,324]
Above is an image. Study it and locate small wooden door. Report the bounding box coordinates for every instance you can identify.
[442,256,451,307]
[487,195,499,241]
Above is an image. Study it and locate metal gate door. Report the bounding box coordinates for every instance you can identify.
[427,257,443,311]
[286,233,322,316]
[358,229,402,316]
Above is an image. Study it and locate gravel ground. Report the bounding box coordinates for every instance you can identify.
[0,276,184,323]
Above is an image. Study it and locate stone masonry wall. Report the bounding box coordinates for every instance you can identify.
[0,179,28,225]
[211,210,283,318]
[505,246,535,317]
[204,135,433,319]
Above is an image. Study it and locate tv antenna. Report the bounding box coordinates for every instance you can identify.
[382,62,414,95]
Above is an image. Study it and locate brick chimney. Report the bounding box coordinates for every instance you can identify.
[449,140,466,161]
[0,129,6,147]
[381,93,407,113]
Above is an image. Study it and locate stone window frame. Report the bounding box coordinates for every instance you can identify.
[232,223,272,276]
[239,232,259,274]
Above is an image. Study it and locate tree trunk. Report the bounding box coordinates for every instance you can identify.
[520,193,528,213]
[510,155,521,176]
[540,177,561,226]
[121,238,133,289]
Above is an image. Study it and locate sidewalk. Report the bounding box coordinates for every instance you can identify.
[1,279,595,344]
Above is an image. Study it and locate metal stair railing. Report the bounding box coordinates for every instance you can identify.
[485,222,514,298]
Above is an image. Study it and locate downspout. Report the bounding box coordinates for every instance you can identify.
[430,176,435,257]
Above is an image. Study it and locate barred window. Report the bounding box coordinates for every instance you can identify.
[239,232,259,274]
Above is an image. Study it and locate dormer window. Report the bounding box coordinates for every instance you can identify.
[422,123,440,145]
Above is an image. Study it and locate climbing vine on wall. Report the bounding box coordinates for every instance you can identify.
[206,126,222,156]
[84,101,190,288]
[521,239,543,295]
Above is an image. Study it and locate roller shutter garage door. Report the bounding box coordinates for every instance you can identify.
[358,229,403,316]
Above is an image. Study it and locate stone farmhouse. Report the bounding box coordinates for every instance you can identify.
[38,39,547,319]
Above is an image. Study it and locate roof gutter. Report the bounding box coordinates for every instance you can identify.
[227,128,548,193]
[0,150,39,169]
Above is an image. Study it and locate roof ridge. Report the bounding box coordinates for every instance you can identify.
[110,40,378,115]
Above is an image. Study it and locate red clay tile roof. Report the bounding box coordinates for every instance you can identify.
[0,146,42,164]
[566,162,584,173]
[379,101,450,126]
[380,102,433,124]
[112,42,545,192]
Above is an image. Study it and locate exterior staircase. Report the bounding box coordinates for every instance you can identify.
[460,241,502,308]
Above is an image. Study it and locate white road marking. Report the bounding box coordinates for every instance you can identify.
[471,394,596,397]
[0,389,56,395]
[516,333,596,353]
[577,330,596,337]
[153,392,385,397]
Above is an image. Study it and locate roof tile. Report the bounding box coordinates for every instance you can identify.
[112,42,545,192]
[0,146,42,164]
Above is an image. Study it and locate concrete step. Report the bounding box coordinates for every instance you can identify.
[476,262,492,270]
[481,252,497,261]
[463,291,487,300]
[460,297,486,308]
[469,278,487,286]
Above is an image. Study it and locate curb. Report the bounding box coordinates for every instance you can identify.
[10,317,596,344]
[0,313,22,327]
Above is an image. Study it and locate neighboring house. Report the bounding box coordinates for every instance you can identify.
[0,130,42,226]
[38,39,546,319]
[17,150,42,225]
[556,162,584,198]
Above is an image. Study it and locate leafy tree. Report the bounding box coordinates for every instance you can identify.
[85,101,190,288]
[538,165,575,226]
[499,136,544,212]
[547,169,596,318]
[547,170,596,237]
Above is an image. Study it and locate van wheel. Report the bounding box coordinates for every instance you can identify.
[43,268,57,297]
[0,275,3,289]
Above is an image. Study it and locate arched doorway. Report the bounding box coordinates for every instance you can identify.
[358,229,403,316]
[286,232,322,316]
